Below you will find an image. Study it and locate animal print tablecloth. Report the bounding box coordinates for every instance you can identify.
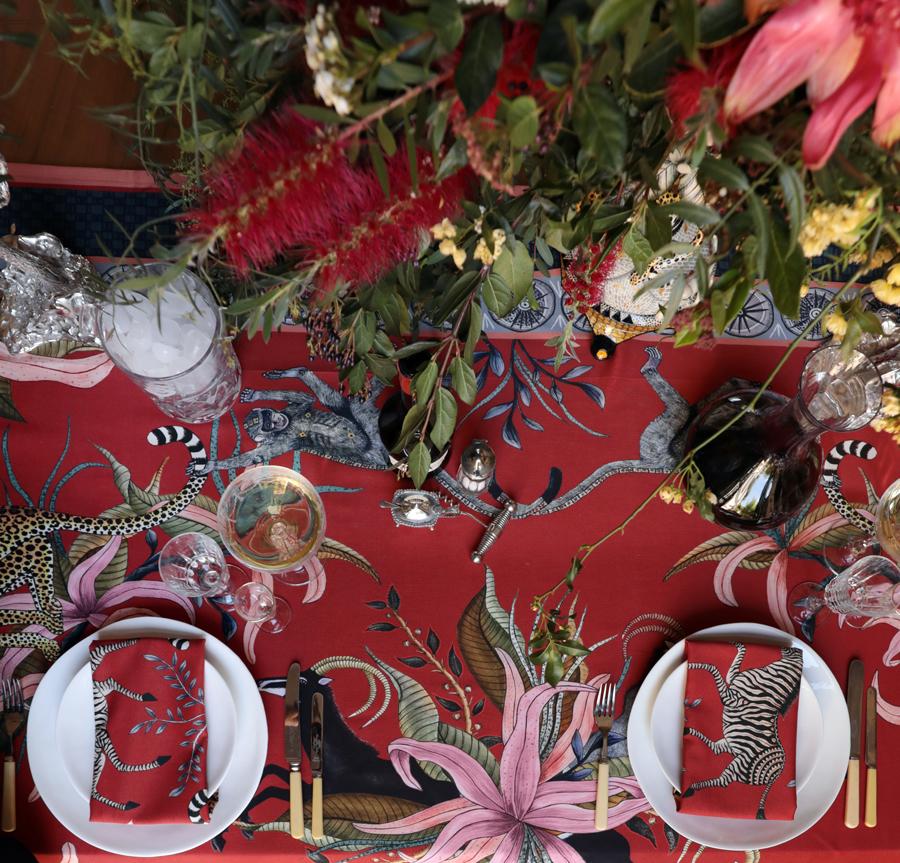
[1,332,898,863]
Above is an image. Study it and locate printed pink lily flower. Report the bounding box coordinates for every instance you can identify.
[354,651,648,863]
[0,345,113,388]
[666,503,874,635]
[0,536,195,674]
[724,0,900,168]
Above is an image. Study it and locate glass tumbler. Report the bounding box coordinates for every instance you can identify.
[97,264,241,423]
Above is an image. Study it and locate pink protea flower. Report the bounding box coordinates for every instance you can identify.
[724,0,900,168]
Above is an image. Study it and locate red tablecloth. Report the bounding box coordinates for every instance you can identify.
[2,333,898,863]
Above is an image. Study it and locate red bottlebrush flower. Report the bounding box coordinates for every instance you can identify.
[666,36,751,138]
[184,107,355,275]
[561,241,622,312]
[185,104,471,291]
[309,148,472,293]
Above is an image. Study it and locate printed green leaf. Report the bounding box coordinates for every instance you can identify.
[319,536,380,583]
[0,379,23,422]
[663,531,762,580]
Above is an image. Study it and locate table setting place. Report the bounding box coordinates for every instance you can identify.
[4,1,900,860]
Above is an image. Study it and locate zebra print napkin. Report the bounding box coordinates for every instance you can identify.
[677,640,803,821]
[89,637,213,824]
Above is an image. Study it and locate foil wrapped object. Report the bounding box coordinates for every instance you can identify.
[0,232,102,353]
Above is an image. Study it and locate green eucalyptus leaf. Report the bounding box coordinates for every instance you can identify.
[657,201,719,227]
[377,117,398,157]
[623,227,653,276]
[436,137,468,180]
[505,95,541,148]
[430,387,458,450]
[482,273,515,316]
[778,165,806,249]
[464,302,483,365]
[455,15,503,115]
[765,220,805,318]
[491,238,533,304]
[408,441,431,488]
[573,83,627,174]
[731,134,778,165]
[645,204,672,251]
[414,360,439,404]
[347,361,367,394]
[746,192,769,278]
[428,0,464,51]
[588,0,653,44]
[699,155,749,191]
[450,356,477,404]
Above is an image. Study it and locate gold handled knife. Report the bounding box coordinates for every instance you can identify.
[285,662,304,840]
[844,659,864,828]
[311,692,325,840]
[865,686,877,828]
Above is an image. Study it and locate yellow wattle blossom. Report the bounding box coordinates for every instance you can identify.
[659,486,675,504]
[883,390,900,417]
[474,230,507,266]
[799,188,880,258]
[871,278,900,306]
[431,219,457,241]
[438,236,466,270]
[682,499,695,515]
[823,310,848,339]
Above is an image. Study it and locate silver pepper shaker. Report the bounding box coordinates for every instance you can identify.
[457,439,496,494]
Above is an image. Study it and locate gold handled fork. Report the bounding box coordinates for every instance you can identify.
[2,677,25,832]
[593,681,615,831]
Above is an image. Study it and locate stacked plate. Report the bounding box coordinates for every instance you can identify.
[28,617,268,857]
[628,622,850,850]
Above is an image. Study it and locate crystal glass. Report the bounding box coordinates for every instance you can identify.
[688,346,882,530]
[791,555,900,626]
[159,532,232,598]
[217,465,326,574]
[97,264,241,423]
[233,581,291,634]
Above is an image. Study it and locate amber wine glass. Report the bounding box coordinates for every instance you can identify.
[217,465,326,574]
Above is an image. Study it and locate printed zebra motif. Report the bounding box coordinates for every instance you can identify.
[820,440,877,533]
[682,642,803,820]
[90,640,170,812]
[0,426,208,661]
[170,638,191,650]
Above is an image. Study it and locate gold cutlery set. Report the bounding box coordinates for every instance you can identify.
[844,659,877,829]
[284,662,325,841]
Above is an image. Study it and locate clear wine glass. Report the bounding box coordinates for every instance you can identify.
[159,532,232,598]
[791,554,900,627]
[217,465,326,574]
[233,581,292,634]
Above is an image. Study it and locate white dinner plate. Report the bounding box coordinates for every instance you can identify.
[57,660,237,802]
[650,662,822,794]
[28,617,268,857]
[628,622,849,851]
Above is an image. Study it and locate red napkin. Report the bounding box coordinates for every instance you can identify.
[678,640,803,821]
[90,637,213,824]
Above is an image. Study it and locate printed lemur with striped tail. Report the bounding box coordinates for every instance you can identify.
[820,439,878,533]
[0,426,208,661]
